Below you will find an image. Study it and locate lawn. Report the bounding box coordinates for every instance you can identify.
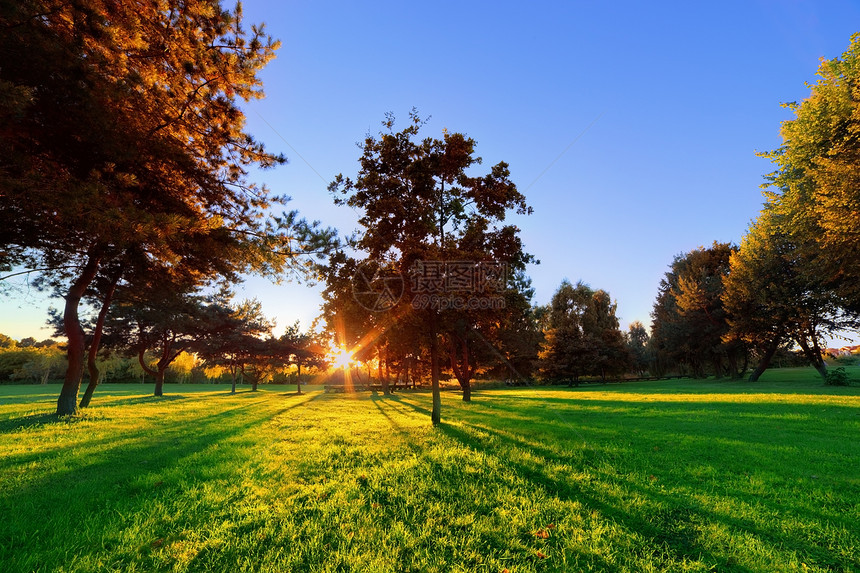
[1,370,859,572]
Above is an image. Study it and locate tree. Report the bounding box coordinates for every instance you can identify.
[725,33,860,382]
[722,211,852,381]
[281,322,324,394]
[327,111,534,422]
[101,285,236,396]
[625,321,650,377]
[197,298,275,394]
[585,289,631,381]
[539,281,597,385]
[650,243,748,379]
[758,34,860,313]
[1,1,333,414]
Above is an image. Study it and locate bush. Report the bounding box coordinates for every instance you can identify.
[825,367,850,386]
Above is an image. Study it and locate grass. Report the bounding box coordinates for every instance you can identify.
[0,369,859,572]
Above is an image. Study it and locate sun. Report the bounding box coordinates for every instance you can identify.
[327,346,354,370]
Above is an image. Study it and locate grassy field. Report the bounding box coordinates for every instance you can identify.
[1,368,859,572]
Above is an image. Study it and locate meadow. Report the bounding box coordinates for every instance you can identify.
[1,368,858,572]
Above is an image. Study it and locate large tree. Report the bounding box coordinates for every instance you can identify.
[327,111,534,422]
[1,1,330,414]
[722,34,860,381]
[758,33,860,313]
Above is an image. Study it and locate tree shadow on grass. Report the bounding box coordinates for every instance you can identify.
[0,396,312,572]
[436,420,755,572]
[105,394,187,407]
[0,412,67,433]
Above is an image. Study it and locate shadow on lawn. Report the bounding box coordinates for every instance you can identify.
[0,411,68,433]
[382,394,857,571]
[105,394,188,407]
[438,418,756,572]
[0,393,324,571]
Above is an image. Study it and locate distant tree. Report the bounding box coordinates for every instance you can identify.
[650,243,747,379]
[197,298,275,394]
[281,322,324,394]
[11,346,66,385]
[539,281,598,385]
[625,321,650,377]
[0,334,15,349]
[585,289,631,381]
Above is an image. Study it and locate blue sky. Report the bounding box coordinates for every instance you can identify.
[3,0,860,344]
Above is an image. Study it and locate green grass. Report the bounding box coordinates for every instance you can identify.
[1,371,859,572]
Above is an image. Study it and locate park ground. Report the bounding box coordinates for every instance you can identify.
[1,368,859,572]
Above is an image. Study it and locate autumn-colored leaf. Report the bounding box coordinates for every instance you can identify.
[536,550,547,558]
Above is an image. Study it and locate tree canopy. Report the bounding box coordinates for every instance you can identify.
[0,0,333,413]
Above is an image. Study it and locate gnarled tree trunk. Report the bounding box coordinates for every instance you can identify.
[56,252,102,416]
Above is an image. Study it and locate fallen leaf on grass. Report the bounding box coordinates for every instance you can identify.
[536,550,547,559]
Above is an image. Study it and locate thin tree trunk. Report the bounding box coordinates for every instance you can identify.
[56,252,102,416]
[430,322,441,425]
[449,335,474,402]
[80,269,121,408]
[296,362,302,395]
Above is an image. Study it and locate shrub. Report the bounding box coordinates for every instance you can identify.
[825,367,850,386]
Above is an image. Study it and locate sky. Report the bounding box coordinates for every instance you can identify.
[2,0,860,345]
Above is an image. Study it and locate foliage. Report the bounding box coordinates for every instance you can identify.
[326,111,534,416]
[625,321,650,377]
[651,243,747,379]
[0,0,335,414]
[758,33,860,313]
[726,33,860,382]
[539,280,629,384]
[825,367,850,386]
[0,340,65,384]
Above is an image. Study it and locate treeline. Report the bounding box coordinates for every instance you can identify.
[0,320,326,389]
[647,35,860,383]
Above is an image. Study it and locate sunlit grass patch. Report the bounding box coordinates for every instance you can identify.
[1,375,858,572]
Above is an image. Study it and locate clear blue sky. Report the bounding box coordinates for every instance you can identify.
[2,0,859,345]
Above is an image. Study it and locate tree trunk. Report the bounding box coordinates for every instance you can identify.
[430,322,441,425]
[379,351,389,395]
[80,269,121,408]
[748,337,782,382]
[795,335,828,381]
[56,252,102,416]
[461,378,471,401]
[154,370,165,397]
[449,334,474,402]
[296,362,302,394]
